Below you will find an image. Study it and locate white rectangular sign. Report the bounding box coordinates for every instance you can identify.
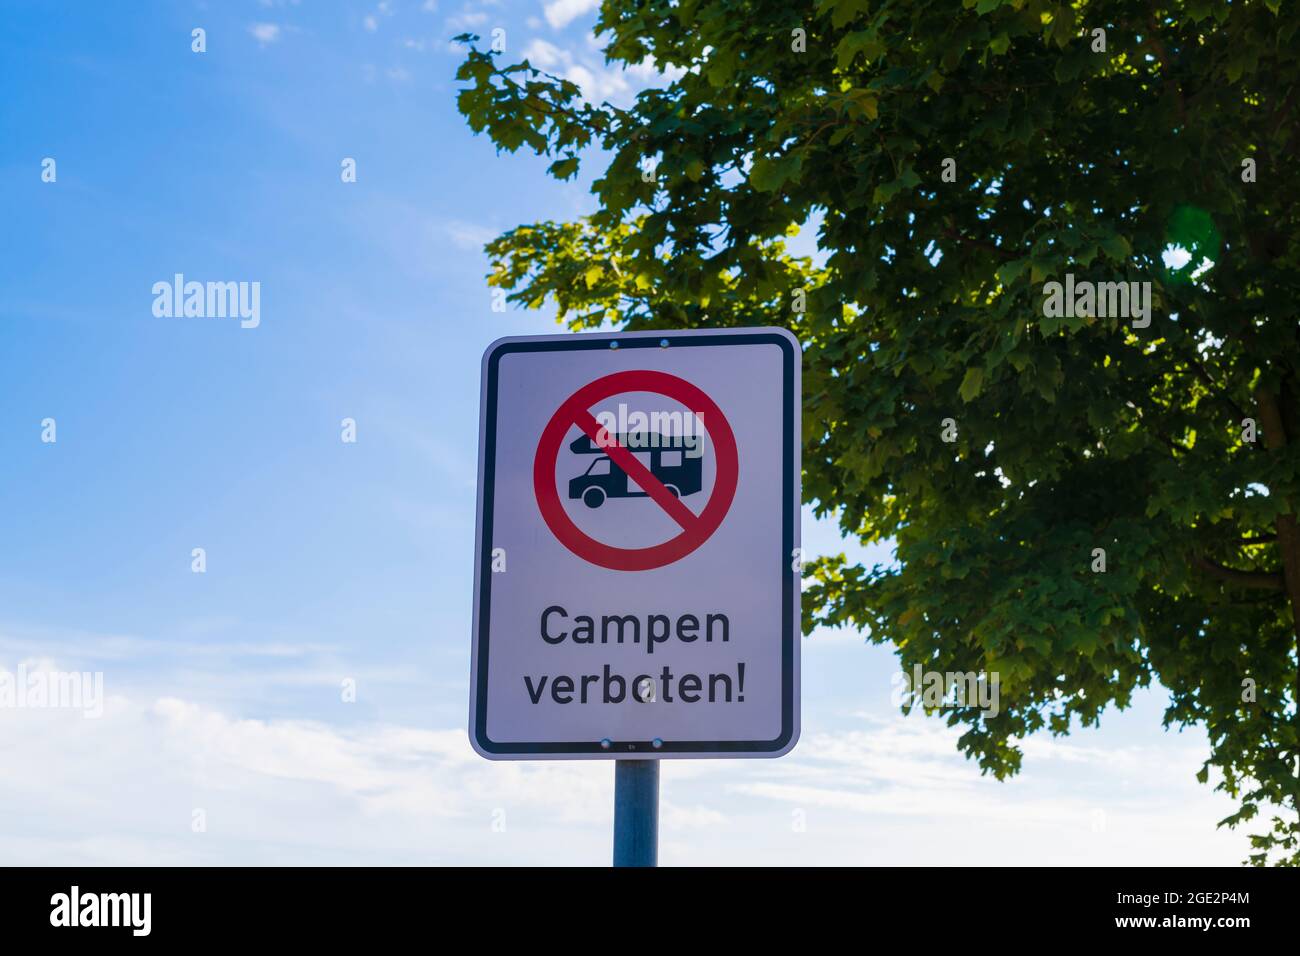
[470,328,800,759]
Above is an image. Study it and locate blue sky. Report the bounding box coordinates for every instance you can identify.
[0,0,1253,864]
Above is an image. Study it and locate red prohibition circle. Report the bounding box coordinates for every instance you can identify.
[533,370,739,572]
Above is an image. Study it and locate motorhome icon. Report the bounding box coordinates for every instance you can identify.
[568,432,703,509]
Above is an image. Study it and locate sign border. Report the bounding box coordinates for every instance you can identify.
[470,327,800,760]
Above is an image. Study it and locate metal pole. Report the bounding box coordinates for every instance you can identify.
[613,759,659,867]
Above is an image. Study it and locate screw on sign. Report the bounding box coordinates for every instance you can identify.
[533,369,739,572]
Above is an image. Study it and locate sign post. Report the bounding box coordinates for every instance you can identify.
[612,760,659,866]
[470,328,801,866]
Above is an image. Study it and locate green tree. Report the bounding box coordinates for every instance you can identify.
[455,0,1300,863]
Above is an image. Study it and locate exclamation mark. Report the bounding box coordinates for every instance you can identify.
[737,662,745,702]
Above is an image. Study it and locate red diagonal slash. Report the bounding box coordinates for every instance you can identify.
[572,409,700,531]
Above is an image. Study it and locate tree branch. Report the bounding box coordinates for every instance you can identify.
[1192,556,1284,591]
[1185,354,1248,423]
[941,227,1017,262]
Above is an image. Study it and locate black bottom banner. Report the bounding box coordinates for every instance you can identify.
[0,865,1289,942]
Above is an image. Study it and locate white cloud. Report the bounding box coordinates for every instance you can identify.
[248,23,282,46]
[364,15,379,32]
[0,692,610,864]
[520,38,683,106]
[544,0,600,29]
[520,38,626,101]
[446,10,489,30]
[437,218,497,251]
[0,683,1254,865]
[522,37,564,69]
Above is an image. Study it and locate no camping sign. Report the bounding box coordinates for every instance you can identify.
[470,328,800,759]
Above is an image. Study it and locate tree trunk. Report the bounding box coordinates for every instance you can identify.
[1255,388,1300,730]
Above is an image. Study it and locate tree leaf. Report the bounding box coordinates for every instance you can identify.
[959,367,985,402]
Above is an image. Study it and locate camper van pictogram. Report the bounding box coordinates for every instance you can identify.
[567,432,703,509]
